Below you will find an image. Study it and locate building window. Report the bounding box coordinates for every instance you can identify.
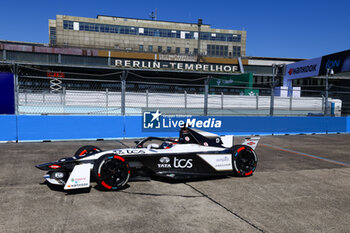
[155,30,160,37]
[232,46,241,57]
[193,48,198,55]
[176,47,180,54]
[185,48,189,54]
[167,46,171,53]
[207,45,228,57]
[63,21,73,30]
[63,20,242,43]
[139,45,144,51]
[158,46,162,53]
[148,45,153,52]
[50,27,57,45]
[185,33,193,39]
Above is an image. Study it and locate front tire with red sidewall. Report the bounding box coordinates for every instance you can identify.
[93,154,130,190]
[232,145,258,177]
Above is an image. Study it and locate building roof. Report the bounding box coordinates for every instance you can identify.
[96,15,211,26]
[245,56,304,62]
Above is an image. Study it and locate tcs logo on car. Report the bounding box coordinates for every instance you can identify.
[174,157,193,168]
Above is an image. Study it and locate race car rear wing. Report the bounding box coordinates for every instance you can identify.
[219,135,260,150]
[179,127,224,147]
[242,137,260,150]
[179,127,260,149]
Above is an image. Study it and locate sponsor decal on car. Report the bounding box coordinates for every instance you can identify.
[113,149,146,155]
[198,154,232,171]
[214,156,231,168]
[158,157,171,168]
[159,157,170,163]
[71,177,87,184]
[174,157,193,169]
[216,156,230,162]
[68,183,90,188]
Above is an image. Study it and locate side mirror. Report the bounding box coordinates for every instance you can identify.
[134,140,140,145]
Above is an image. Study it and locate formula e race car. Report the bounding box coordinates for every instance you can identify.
[36,127,259,191]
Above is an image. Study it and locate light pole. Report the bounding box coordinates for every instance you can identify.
[325,68,333,116]
[197,19,202,63]
[269,64,277,116]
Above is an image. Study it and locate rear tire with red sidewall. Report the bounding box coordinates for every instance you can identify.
[93,154,130,191]
[232,145,258,177]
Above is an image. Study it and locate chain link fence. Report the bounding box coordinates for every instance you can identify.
[15,74,345,116]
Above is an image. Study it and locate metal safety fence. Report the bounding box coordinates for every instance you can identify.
[14,74,346,116]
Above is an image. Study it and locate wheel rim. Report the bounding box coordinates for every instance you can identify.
[98,157,129,189]
[235,148,257,175]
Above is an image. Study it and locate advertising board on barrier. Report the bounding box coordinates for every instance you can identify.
[142,110,222,132]
[283,49,350,86]
[319,50,350,75]
[284,57,322,83]
[209,73,253,87]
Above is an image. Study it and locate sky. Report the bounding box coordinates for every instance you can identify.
[0,0,349,59]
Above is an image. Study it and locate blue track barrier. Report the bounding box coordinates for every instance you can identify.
[0,73,15,115]
[17,115,125,141]
[0,115,349,142]
[0,115,17,141]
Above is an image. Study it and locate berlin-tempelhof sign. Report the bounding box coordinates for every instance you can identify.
[115,59,239,73]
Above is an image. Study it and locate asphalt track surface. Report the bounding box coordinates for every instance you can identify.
[0,134,349,233]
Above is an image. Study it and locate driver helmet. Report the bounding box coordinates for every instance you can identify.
[160,141,176,149]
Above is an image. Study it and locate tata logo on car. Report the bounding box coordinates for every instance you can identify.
[158,156,171,168]
[159,157,170,163]
[174,157,193,169]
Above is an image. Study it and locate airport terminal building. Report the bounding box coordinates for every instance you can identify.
[49,15,246,57]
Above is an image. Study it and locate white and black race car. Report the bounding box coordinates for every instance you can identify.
[36,127,259,191]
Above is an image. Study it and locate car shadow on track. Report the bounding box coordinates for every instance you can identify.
[39,175,236,195]
[118,175,233,197]
[151,174,232,184]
